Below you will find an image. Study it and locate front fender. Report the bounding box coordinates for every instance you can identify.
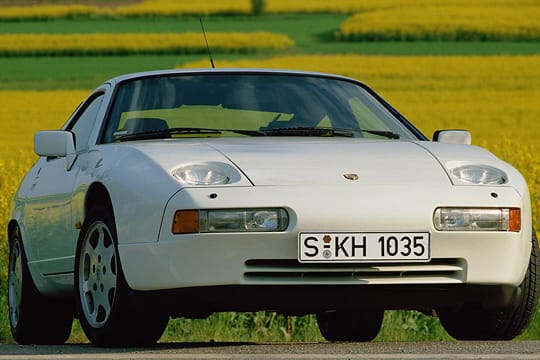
[87,145,182,245]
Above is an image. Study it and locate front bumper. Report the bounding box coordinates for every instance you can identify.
[118,184,531,309]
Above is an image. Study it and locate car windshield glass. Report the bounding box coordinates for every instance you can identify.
[102,73,419,143]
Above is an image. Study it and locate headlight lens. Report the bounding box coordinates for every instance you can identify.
[450,165,507,185]
[434,208,521,232]
[172,208,289,234]
[173,163,230,185]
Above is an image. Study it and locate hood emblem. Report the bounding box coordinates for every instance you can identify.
[343,173,359,181]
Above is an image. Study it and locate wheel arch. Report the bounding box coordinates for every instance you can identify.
[7,219,19,246]
[6,219,46,300]
[84,182,114,219]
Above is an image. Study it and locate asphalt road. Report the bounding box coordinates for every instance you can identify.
[0,341,539,360]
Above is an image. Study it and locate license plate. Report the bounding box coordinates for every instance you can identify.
[299,232,430,262]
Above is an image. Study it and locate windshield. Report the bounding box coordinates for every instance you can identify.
[102,73,420,143]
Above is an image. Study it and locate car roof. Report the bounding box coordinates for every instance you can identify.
[104,68,364,88]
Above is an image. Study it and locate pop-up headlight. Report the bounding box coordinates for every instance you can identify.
[450,165,507,185]
[173,163,234,185]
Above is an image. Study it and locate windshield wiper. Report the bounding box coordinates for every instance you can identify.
[360,130,400,139]
[115,127,264,142]
[259,127,399,139]
[115,127,399,142]
[260,127,356,137]
[116,127,221,142]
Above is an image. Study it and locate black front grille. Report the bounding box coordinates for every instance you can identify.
[243,258,466,283]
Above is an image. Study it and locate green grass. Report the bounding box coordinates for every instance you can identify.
[1,14,345,36]
[0,55,197,89]
[159,311,452,343]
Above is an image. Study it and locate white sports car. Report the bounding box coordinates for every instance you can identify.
[8,69,538,346]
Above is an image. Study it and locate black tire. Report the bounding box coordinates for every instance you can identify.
[316,309,384,342]
[438,228,540,340]
[75,206,168,347]
[8,225,73,345]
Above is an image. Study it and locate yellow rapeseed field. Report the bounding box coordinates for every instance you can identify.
[0,4,100,20]
[0,0,538,19]
[265,0,539,14]
[0,33,294,56]
[115,0,250,17]
[338,6,540,41]
[0,1,248,20]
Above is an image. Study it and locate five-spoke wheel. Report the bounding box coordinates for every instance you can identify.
[78,221,118,329]
[75,206,168,346]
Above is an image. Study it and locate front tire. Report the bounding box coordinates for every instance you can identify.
[316,309,383,342]
[75,206,168,347]
[8,225,73,344]
[438,228,540,340]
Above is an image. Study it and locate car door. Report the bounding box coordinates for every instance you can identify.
[24,93,105,277]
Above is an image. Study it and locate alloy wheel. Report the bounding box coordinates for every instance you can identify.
[8,240,23,328]
[78,221,118,328]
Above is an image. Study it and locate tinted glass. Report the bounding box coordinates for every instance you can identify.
[68,94,104,151]
[102,74,418,143]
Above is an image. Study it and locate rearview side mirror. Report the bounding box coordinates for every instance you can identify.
[34,131,75,157]
[433,130,471,145]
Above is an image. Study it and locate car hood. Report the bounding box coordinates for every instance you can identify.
[125,138,450,187]
[211,138,449,186]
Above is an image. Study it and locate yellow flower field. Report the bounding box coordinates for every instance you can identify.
[115,0,250,17]
[0,0,538,19]
[0,1,248,20]
[0,32,294,56]
[265,0,539,14]
[338,6,540,41]
[0,4,100,20]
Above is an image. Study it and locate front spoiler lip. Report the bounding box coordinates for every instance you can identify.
[130,284,519,317]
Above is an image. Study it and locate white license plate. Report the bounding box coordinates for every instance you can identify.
[299,232,430,262]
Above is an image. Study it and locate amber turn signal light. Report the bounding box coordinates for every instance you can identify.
[172,210,199,234]
[509,208,521,232]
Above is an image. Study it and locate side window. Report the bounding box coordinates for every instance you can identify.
[67,94,104,152]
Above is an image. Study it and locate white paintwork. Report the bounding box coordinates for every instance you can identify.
[34,131,75,157]
[434,130,472,144]
[118,180,528,291]
[9,69,534,310]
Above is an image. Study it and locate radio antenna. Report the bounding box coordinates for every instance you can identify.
[200,18,215,68]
